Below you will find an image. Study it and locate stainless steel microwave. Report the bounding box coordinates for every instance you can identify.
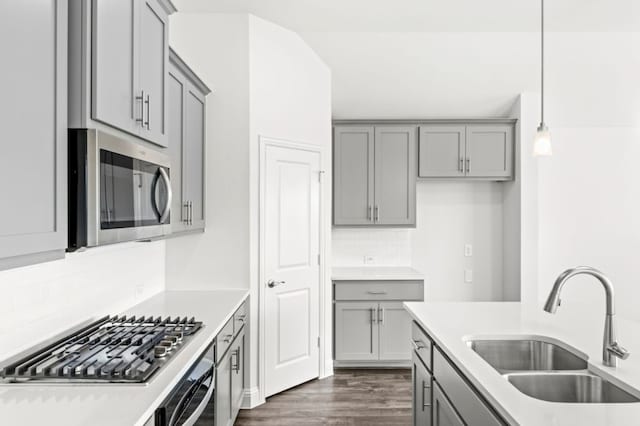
[68,129,172,251]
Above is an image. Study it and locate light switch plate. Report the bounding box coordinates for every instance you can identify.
[464,244,473,257]
[464,269,473,283]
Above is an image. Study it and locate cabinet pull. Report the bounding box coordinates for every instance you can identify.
[232,349,240,373]
[136,90,145,126]
[189,201,193,225]
[459,157,463,172]
[144,94,151,129]
[378,307,384,324]
[183,202,189,224]
[374,205,379,222]
[223,333,233,344]
[412,339,427,350]
[366,291,387,295]
[368,205,373,221]
[370,307,376,324]
[466,158,470,173]
[422,381,431,408]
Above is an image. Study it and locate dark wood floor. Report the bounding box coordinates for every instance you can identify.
[235,369,412,426]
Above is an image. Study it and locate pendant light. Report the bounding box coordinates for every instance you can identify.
[533,0,552,156]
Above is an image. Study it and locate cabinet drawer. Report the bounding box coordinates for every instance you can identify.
[216,317,235,363]
[234,301,247,335]
[412,322,433,372]
[334,280,424,301]
[433,348,505,426]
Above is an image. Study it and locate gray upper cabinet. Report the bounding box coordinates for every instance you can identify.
[333,127,374,225]
[374,127,417,226]
[168,49,211,234]
[466,125,513,179]
[0,0,67,269]
[333,125,416,227]
[418,126,465,178]
[70,0,176,147]
[418,122,514,180]
[137,0,169,145]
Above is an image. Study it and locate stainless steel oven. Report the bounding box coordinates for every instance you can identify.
[68,129,172,250]
[155,341,216,426]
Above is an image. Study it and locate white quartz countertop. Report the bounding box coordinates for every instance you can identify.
[0,289,249,426]
[403,301,640,426]
[332,266,424,281]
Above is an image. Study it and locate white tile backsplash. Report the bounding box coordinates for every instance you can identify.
[332,229,412,266]
[0,241,165,360]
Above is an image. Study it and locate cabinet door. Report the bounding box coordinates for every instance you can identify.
[215,349,233,426]
[413,357,432,426]
[418,126,465,178]
[465,125,513,179]
[168,66,187,232]
[373,126,417,226]
[333,126,375,225]
[334,302,379,361]
[137,0,169,146]
[433,383,464,426]
[379,302,413,361]
[91,0,137,134]
[183,83,207,230]
[231,331,245,420]
[0,0,67,265]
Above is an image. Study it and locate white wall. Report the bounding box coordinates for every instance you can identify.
[0,241,165,360]
[167,12,332,406]
[333,182,505,301]
[537,127,640,322]
[166,13,251,290]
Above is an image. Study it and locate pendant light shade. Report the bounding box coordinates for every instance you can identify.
[533,0,552,157]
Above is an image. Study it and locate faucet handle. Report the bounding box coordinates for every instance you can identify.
[608,342,631,360]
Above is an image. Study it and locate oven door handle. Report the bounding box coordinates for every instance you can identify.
[155,167,172,224]
[168,367,214,426]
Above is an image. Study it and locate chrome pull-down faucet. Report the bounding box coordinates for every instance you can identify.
[543,266,630,367]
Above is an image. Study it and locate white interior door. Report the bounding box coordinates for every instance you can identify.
[264,144,320,397]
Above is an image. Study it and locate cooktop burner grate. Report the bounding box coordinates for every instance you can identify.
[0,315,202,383]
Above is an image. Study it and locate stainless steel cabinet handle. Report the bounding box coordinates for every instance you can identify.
[232,349,240,373]
[378,307,384,324]
[183,201,189,224]
[374,206,379,222]
[236,314,246,323]
[144,94,150,129]
[367,291,387,295]
[136,90,145,126]
[223,334,233,343]
[188,201,193,225]
[466,158,470,173]
[368,205,373,221]
[422,381,431,408]
[267,279,285,288]
[370,307,376,324]
[412,339,427,350]
[459,157,463,172]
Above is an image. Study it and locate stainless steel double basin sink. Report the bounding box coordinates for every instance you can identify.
[467,338,640,403]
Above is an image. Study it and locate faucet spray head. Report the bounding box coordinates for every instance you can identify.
[543,294,560,314]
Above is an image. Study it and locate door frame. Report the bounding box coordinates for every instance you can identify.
[258,136,329,402]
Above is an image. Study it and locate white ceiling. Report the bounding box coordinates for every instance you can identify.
[174,0,640,33]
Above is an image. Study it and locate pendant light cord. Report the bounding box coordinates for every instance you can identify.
[541,0,545,125]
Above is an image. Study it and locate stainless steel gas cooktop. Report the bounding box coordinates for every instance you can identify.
[0,315,202,383]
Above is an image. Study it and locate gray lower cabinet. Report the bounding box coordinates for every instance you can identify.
[70,0,176,147]
[433,382,464,426]
[168,48,211,233]
[333,125,416,227]
[0,0,67,269]
[215,301,246,426]
[412,322,506,426]
[334,280,424,366]
[418,123,514,180]
[413,353,432,426]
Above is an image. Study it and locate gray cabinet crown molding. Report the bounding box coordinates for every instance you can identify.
[169,47,212,96]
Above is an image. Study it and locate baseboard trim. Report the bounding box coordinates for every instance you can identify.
[320,358,334,379]
[333,360,411,368]
[240,386,264,409]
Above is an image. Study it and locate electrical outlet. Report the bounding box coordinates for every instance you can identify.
[464,244,473,257]
[464,269,473,283]
[364,255,375,265]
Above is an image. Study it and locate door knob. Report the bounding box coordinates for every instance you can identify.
[267,279,285,288]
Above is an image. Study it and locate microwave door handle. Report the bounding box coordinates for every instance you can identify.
[157,167,172,224]
[168,367,214,426]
